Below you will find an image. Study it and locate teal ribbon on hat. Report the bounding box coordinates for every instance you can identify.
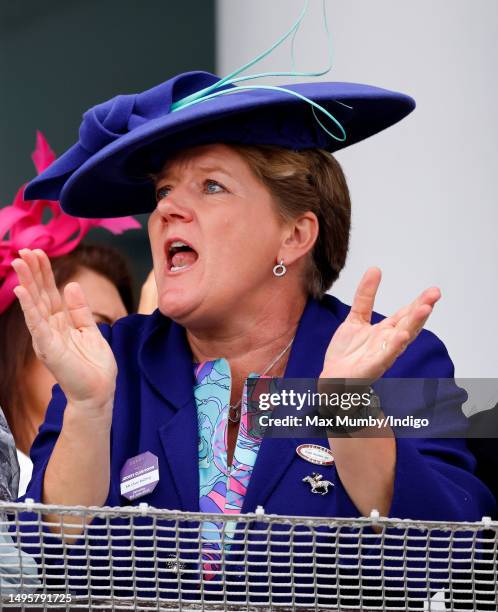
[171,0,349,143]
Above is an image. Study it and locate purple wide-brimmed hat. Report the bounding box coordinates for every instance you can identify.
[25,71,415,218]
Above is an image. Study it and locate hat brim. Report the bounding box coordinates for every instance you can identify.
[44,82,416,218]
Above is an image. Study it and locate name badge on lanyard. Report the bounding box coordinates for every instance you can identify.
[120,451,160,501]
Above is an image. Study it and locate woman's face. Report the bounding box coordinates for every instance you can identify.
[148,144,292,326]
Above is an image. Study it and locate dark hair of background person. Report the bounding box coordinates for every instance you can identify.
[0,243,135,448]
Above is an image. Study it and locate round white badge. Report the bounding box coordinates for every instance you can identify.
[296,444,334,466]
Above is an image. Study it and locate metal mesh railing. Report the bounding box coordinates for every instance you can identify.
[0,500,496,610]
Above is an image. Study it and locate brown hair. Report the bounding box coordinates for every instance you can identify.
[231,145,351,299]
[0,243,134,449]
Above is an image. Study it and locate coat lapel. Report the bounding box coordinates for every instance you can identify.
[157,403,199,511]
[242,297,342,512]
[139,314,199,511]
[138,297,344,513]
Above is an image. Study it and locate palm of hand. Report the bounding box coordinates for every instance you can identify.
[321,268,441,383]
[12,249,118,407]
[43,310,117,403]
[323,319,384,379]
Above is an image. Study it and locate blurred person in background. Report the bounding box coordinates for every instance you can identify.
[0,243,136,494]
[0,132,141,494]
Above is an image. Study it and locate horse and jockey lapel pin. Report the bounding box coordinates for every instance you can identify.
[296,444,334,466]
[302,472,334,495]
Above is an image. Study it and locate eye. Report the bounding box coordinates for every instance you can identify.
[204,180,226,194]
[156,185,171,201]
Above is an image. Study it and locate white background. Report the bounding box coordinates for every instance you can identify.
[216,0,498,377]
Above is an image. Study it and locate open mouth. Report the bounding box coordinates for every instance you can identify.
[166,239,199,273]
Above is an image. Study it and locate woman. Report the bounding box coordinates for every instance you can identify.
[0,132,141,493]
[11,69,495,600]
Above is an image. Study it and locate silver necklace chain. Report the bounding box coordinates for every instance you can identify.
[227,335,295,424]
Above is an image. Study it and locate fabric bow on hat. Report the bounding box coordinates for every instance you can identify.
[25,72,225,205]
[0,131,141,314]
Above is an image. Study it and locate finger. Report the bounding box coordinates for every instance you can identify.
[11,257,49,318]
[63,282,98,330]
[383,287,441,328]
[347,267,382,324]
[19,248,44,288]
[397,303,435,340]
[34,249,63,314]
[368,302,435,372]
[13,285,55,357]
[19,249,52,315]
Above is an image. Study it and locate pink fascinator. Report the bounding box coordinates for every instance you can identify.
[0,131,141,314]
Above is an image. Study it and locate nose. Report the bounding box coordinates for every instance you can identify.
[156,187,194,223]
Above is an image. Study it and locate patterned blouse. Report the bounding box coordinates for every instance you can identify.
[193,358,263,579]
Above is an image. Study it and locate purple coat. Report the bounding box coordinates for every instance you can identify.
[23,294,495,521]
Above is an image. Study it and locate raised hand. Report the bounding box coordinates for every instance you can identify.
[322,267,441,382]
[12,249,117,410]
